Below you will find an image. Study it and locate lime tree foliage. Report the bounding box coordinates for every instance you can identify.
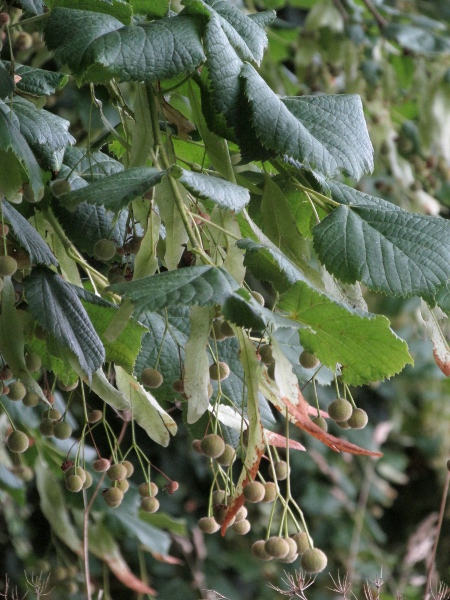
[1,0,450,598]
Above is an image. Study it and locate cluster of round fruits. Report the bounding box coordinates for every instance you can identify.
[92,459,134,507]
[192,433,236,467]
[252,532,327,573]
[39,408,73,440]
[327,397,368,430]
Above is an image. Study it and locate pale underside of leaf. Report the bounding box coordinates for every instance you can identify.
[420,300,450,376]
[115,366,177,446]
[185,306,214,423]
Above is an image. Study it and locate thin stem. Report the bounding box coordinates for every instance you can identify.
[424,468,450,600]
[83,490,93,600]
[361,0,388,28]
[332,0,349,22]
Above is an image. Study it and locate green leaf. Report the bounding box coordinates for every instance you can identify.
[2,201,58,267]
[241,63,374,179]
[110,266,239,318]
[24,268,105,377]
[238,238,309,293]
[1,62,69,97]
[184,306,214,423]
[71,363,130,410]
[385,23,450,56]
[63,146,124,180]
[45,9,206,84]
[59,166,165,212]
[135,307,189,402]
[138,511,187,536]
[171,166,250,212]
[278,281,413,385]
[0,63,14,99]
[19,0,45,15]
[155,173,189,271]
[46,0,133,24]
[82,303,145,372]
[115,366,177,446]
[260,176,308,266]
[9,97,75,172]
[0,100,43,200]
[35,461,83,554]
[313,182,450,302]
[130,0,169,17]
[0,151,24,202]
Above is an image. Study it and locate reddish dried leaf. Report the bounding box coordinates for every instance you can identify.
[433,346,450,376]
[265,430,305,451]
[105,555,157,595]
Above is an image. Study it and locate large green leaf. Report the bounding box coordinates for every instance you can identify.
[82,303,145,372]
[0,100,43,200]
[0,63,14,100]
[241,63,374,179]
[45,9,206,84]
[278,281,413,385]
[24,268,105,377]
[171,165,250,212]
[10,97,74,172]
[313,182,450,302]
[46,0,133,24]
[2,62,69,97]
[110,266,239,317]
[58,166,165,212]
[2,201,58,267]
[63,146,124,180]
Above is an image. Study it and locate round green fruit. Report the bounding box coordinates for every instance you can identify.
[39,418,54,437]
[259,344,273,366]
[103,487,124,507]
[232,519,251,535]
[337,420,351,430]
[65,466,86,484]
[122,460,134,478]
[216,444,236,467]
[0,255,18,277]
[299,350,320,369]
[172,379,185,394]
[300,548,328,573]
[268,460,290,481]
[138,482,158,497]
[243,481,266,503]
[107,463,127,481]
[327,398,353,422]
[141,497,159,513]
[191,439,202,454]
[82,472,93,489]
[53,421,72,440]
[264,536,290,559]
[25,352,42,373]
[234,506,248,522]
[116,479,129,493]
[198,516,220,534]
[6,430,29,453]
[262,482,277,503]
[209,362,230,382]
[93,239,116,261]
[50,179,71,197]
[87,410,102,424]
[213,505,234,526]
[292,531,309,555]
[57,380,78,392]
[212,490,226,505]
[312,416,328,432]
[141,368,163,389]
[65,475,83,493]
[22,391,39,407]
[348,408,369,429]
[7,381,26,402]
[200,434,225,459]
[251,540,273,561]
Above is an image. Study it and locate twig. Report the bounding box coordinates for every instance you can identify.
[361,0,388,28]
[424,468,450,600]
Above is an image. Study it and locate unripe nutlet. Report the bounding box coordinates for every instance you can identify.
[300,548,328,573]
[347,408,369,429]
[141,367,163,389]
[209,361,230,381]
[243,481,265,503]
[200,434,225,459]
[141,497,159,513]
[299,350,320,369]
[6,430,29,453]
[328,398,353,422]
[198,516,220,534]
